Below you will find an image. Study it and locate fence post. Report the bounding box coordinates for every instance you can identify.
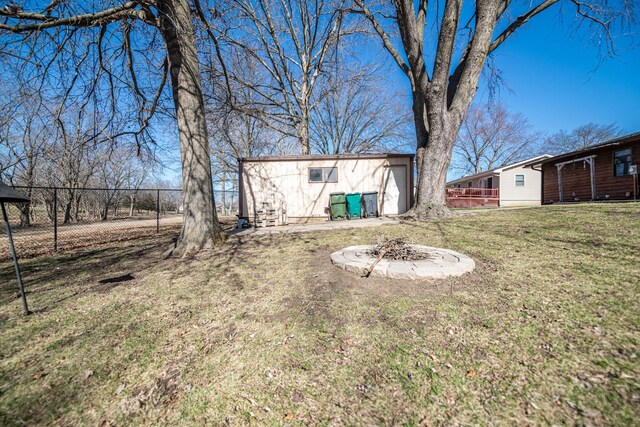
[53,188,58,252]
[156,189,160,233]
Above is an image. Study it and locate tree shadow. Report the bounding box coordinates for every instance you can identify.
[0,236,176,311]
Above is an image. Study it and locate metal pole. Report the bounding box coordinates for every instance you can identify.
[53,188,58,252]
[156,189,160,233]
[2,202,30,315]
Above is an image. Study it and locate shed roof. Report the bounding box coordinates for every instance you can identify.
[239,153,414,163]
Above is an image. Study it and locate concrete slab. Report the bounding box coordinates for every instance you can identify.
[231,217,398,237]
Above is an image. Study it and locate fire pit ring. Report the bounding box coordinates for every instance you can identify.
[330,245,475,280]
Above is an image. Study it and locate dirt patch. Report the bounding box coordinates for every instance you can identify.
[306,246,460,300]
[295,244,483,340]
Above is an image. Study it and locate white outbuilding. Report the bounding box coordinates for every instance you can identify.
[238,153,415,224]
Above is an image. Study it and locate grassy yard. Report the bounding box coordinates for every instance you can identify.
[1,203,638,425]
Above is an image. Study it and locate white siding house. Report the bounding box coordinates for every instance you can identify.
[238,154,414,223]
[446,154,552,207]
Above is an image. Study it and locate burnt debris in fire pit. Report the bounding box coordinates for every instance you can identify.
[367,238,433,261]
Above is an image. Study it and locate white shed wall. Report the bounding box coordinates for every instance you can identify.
[499,165,543,206]
[240,157,412,221]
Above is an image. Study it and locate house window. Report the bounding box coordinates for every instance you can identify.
[515,174,525,187]
[309,167,337,183]
[614,148,632,176]
[467,181,472,188]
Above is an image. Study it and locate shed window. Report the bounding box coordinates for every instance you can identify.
[515,174,525,187]
[309,167,337,183]
[614,148,632,176]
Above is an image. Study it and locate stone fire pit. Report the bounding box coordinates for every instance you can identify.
[330,244,475,280]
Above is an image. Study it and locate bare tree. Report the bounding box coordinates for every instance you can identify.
[353,0,636,218]
[92,147,136,220]
[310,70,412,154]
[207,94,293,215]
[73,145,152,220]
[0,0,225,254]
[202,45,297,215]
[209,0,354,154]
[545,122,621,154]
[453,103,542,175]
[0,92,105,225]
[204,50,295,158]
[0,85,51,226]
[36,107,101,224]
[124,156,151,218]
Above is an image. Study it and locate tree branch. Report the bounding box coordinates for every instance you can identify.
[0,1,149,32]
[489,0,559,54]
[352,0,411,78]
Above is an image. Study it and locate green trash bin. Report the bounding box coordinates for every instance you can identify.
[345,193,362,219]
[329,192,347,220]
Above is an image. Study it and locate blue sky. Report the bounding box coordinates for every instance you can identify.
[380,7,640,138]
[475,11,640,135]
[363,6,640,182]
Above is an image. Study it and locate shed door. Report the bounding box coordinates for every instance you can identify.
[383,166,407,215]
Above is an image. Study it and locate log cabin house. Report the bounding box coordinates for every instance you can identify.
[533,132,640,204]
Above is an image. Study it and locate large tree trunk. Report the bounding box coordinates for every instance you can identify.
[18,172,35,227]
[411,129,456,219]
[129,193,136,217]
[19,202,31,227]
[298,103,311,155]
[412,90,429,179]
[63,192,73,224]
[18,182,33,227]
[73,194,81,222]
[299,130,310,154]
[101,197,110,221]
[407,102,466,220]
[158,0,226,255]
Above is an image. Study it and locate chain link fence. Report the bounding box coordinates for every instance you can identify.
[0,186,238,261]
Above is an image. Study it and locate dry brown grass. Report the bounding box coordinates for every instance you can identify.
[0,216,237,262]
[0,203,638,425]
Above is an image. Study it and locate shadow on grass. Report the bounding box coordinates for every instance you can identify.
[0,237,175,311]
[0,231,314,314]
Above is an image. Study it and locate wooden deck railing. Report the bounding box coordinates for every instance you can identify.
[446,188,499,199]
